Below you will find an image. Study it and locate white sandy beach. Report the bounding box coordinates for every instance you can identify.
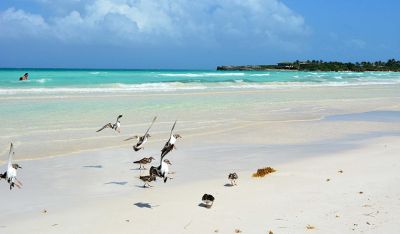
[1,85,400,233]
[1,0,400,232]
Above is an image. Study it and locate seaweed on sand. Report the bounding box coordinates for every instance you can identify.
[252,167,276,178]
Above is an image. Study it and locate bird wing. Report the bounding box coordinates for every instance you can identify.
[7,143,14,169]
[161,144,173,158]
[169,120,177,138]
[124,135,138,141]
[144,116,157,136]
[96,123,112,132]
[133,158,145,164]
[116,114,123,122]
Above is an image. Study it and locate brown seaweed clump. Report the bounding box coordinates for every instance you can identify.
[252,167,276,177]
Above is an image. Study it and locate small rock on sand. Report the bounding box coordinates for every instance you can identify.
[306,224,315,230]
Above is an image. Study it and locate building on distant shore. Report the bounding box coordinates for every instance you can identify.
[277,62,294,69]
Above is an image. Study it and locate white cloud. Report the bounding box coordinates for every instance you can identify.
[0,8,50,38]
[0,0,309,48]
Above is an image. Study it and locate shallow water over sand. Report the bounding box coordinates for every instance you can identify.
[1,82,400,160]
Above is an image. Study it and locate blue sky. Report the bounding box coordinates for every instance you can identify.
[0,0,399,69]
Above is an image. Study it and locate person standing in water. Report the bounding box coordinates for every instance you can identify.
[19,73,29,81]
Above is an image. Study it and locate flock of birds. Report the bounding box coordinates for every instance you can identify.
[1,114,239,208]
[96,115,181,187]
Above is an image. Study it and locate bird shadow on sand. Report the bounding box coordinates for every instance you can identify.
[134,185,154,189]
[224,183,234,187]
[134,202,159,209]
[130,168,147,171]
[104,181,128,185]
[83,165,103,169]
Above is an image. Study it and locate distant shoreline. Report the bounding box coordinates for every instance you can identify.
[217,59,400,72]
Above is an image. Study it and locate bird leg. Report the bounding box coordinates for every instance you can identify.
[10,182,20,190]
[15,178,23,187]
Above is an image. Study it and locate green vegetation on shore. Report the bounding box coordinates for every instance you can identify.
[217,59,400,72]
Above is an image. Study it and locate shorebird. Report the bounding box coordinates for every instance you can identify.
[201,194,215,208]
[133,156,155,170]
[96,114,123,133]
[228,172,238,186]
[0,143,23,190]
[150,154,170,183]
[125,116,157,152]
[160,120,181,158]
[139,174,156,188]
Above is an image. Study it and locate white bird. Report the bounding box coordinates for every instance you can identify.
[160,120,181,157]
[125,116,157,152]
[0,143,23,190]
[96,114,123,133]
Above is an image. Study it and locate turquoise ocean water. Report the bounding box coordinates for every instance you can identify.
[1,69,400,95]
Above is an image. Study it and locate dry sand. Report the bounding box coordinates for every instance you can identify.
[0,135,399,233]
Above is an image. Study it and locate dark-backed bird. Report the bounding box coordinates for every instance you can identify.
[150,154,170,183]
[0,143,23,190]
[125,116,157,152]
[201,194,215,208]
[228,172,238,186]
[139,174,156,188]
[133,156,155,169]
[96,114,123,133]
[160,120,181,158]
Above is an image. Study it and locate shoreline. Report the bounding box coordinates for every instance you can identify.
[0,85,400,161]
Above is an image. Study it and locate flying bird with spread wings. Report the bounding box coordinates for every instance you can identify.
[96,114,123,133]
[160,120,181,158]
[124,116,157,152]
